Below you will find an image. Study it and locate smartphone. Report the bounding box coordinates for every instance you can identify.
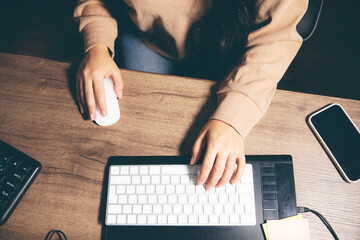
[307,103,360,183]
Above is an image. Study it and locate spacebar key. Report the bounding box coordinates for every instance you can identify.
[161,165,200,175]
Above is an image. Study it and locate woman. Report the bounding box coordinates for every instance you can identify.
[74,0,308,190]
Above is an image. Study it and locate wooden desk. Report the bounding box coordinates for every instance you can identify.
[0,52,359,239]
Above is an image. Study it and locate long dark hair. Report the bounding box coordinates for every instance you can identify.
[201,0,254,75]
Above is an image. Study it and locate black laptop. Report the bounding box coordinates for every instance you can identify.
[102,155,297,240]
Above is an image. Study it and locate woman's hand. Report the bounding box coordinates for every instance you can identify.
[191,119,246,190]
[76,45,124,120]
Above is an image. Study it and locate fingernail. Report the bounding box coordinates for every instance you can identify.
[102,110,107,116]
[197,181,204,185]
[190,156,194,165]
[205,185,213,191]
[118,90,123,99]
[90,114,95,121]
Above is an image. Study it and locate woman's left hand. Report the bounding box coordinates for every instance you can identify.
[191,119,246,190]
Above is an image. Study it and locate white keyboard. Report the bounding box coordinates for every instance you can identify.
[105,164,256,226]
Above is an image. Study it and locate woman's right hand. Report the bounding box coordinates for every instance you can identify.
[76,45,124,120]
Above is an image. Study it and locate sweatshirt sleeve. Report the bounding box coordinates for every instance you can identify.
[210,0,308,139]
[74,0,118,55]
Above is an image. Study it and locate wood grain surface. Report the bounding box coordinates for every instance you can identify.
[0,52,359,239]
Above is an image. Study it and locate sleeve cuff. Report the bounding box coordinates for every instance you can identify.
[82,21,117,56]
[210,91,263,139]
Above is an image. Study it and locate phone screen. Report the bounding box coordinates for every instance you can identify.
[309,104,360,182]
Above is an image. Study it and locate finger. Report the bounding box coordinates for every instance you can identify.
[93,75,107,117]
[205,153,228,190]
[81,76,90,116]
[112,68,124,99]
[191,132,206,165]
[216,155,236,187]
[197,146,217,185]
[85,77,96,120]
[231,153,246,184]
[76,74,84,113]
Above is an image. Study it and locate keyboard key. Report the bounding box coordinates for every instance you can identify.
[127,185,136,194]
[188,194,197,203]
[142,176,151,184]
[128,195,137,204]
[138,215,147,224]
[166,185,175,194]
[163,205,172,214]
[139,166,148,175]
[235,204,244,213]
[148,215,157,224]
[116,185,126,194]
[151,176,160,184]
[184,204,192,214]
[130,166,139,175]
[136,185,145,194]
[230,215,240,224]
[143,205,152,214]
[107,215,116,224]
[171,175,180,184]
[153,205,162,214]
[146,185,155,194]
[110,166,119,175]
[158,194,167,203]
[161,175,170,184]
[178,215,187,224]
[123,205,132,214]
[209,194,218,203]
[148,195,157,204]
[204,204,213,214]
[189,215,198,224]
[180,175,190,184]
[185,185,195,194]
[133,205,142,214]
[149,166,160,175]
[245,204,255,213]
[108,205,122,214]
[194,204,203,214]
[178,194,187,204]
[214,204,223,214]
[173,205,182,214]
[229,194,238,203]
[198,194,207,203]
[110,176,131,185]
[132,176,141,184]
[168,194,177,204]
[241,214,256,225]
[128,215,137,224]
[138,195,147,204]
[175,185,185,194]
[117,215,126,224]
[156,185,165,194]
[199,215,208,224]
[219,215,229,224]
[120,166,129,174]
[158,215,167,224]
[209,215,219,224]
[118,195,127,204]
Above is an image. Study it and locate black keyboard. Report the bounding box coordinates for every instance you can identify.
[0,140,41,226]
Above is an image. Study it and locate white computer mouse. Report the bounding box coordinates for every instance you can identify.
[95,77,120,126]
